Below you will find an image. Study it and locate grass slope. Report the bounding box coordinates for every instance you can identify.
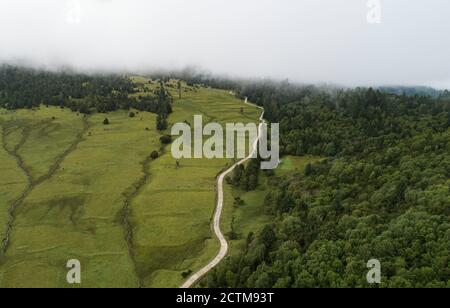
[0,107,160,287]
[0,124,28,242]
[130,81,261,288]
[0,80,261,288]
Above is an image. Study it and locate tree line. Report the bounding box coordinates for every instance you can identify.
[204,81,450,288]
[0,66,173,121]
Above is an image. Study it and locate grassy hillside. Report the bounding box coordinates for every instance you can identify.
[129,79,261,288]
[0,80,261,288]
[0,107,160,287]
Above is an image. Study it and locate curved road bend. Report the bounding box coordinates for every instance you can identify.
[181,97,265,288]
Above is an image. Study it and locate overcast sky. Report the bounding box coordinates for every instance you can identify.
[1,0,449,88]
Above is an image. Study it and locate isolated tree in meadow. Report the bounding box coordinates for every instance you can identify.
[156,114,168,130]
[129,112,135,118]
[159,135,172,144]
[181,270,192,279]
[78,103,90,115]
[150,151,159,160]
[228,217,239,240]
[178,80,182,99]
[103,118,109,125]
[234,197,245,207]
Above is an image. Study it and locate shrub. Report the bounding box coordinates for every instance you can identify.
[181,270,192,279]
[160,135,172,144]
[150,151,159,160]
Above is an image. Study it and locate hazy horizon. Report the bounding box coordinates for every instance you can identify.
[1,0,449,89]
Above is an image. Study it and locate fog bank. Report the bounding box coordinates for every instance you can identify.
[1,0,449,89]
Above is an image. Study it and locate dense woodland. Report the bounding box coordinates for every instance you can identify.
[204,80,450,288]
[0,66,173,119]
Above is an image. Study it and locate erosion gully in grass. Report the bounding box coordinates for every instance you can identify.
[0,108,90,253]
[0,107,160,287]
[0,80,262,287]
[0,122,28,244]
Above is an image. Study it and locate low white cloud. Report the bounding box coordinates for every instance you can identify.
[0,0,449,88]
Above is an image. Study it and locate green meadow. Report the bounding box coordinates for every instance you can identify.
[277,155,327,174]
[0,79,261,288]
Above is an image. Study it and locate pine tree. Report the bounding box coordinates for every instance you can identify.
[156,114,168,130]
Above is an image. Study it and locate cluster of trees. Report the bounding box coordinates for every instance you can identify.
[133,81,172,131]
[0,66,174,118]
[156,113,168,131]
[135,81,173,115]
[205,83,450,288]
[0,65,135,112]
[149,69,241,91]
[227,159,261,191]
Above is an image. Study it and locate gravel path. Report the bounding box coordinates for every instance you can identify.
[181,97,265,288]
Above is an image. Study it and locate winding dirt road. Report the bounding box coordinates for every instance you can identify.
[181,97,265,288]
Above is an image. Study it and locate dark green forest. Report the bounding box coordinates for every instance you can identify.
[205,83,450,288]
[0,66,173,117]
